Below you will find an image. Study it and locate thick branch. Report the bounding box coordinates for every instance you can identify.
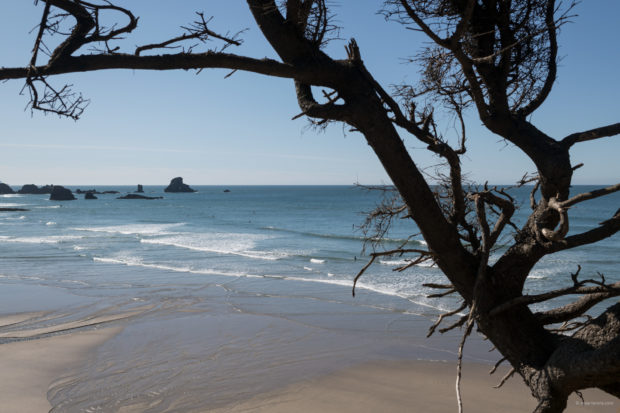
[0,52,303,81]
[549,208,620,253]
[537,289,620,325]
[562,122,620,147]
[491,282,620,317]
[559,183,620,209]
[45,0,95,63]
[293,81,350,122]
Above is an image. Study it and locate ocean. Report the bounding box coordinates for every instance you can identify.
[1,185,618,411]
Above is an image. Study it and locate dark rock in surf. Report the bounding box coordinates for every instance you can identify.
[117,194,162,200]
[49,186,76,201]
[0,183,15,194]
[223,189,231,193]
[18,184,53,194]
[85,192,98,200]
[135,184,144,193]
[0,207,29,212]
[164,177,196,193]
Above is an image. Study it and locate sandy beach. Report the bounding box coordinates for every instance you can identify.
[0,302,152,413]
[214,360,617,413]
[0,321,121,413]
[1,304,617,412]
[2,329,617,413]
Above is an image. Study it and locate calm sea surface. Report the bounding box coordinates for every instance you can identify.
[0,185,618,411]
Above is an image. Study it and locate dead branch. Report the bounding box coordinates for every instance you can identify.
[427,288,457,299]
[423,283,454,289]
[135,12,242,55]
[562,122,620,147]
[352,255,375,297]
[558,182,620,209]
[549,208,620,253]
[536,287,618,325]
[439,314,468,334]
[540,197,569,242]
[530,180,540,210]
[456,304,476,413]
[489,357,507,375]
[427,301,467,338]
[490,281,620,317]
[494,367,516,388]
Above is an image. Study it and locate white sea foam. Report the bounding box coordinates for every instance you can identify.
[310,258,325,264]
[93,256,255,278]
[74,223,184,236]
[303,266,313,271]
[416,260,436,268]
[60,279,89,286]
[327,273,335,277]
[140,233,287,261]
[0,235,83,244]
[46,221,57,226]
[0,194,23,198]
[379,259,409,266]
[0,203,27,207]
[379,259,436,267]
[73,245,86,251]
[36,205,61,209]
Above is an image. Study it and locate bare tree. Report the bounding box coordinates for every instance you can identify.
[1,1,619,411]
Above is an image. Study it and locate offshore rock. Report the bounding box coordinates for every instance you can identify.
[0,183,15,194]
[164,177,196,193]
[135,184,144,193]
[85,192,98,200]
[117,194,162,200]
[50,186,76,201]
[18,184,54,194]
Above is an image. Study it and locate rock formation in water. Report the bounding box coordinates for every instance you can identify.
[76,189,120,194]
[85,192,98,200]
[18,184,54,194]
[135,184,144,193]
[0,183,15,194]
[117,194,162,200]
[49,186,76,201]
[164,177,196,193]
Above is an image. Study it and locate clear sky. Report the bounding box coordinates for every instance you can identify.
[0,1,618,186]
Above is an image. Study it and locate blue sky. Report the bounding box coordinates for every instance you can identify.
[1,1,618,185]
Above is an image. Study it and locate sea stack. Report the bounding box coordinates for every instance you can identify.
[49,186,76,201]
[18,184,54,194]
[135,184,144,193]
[164,177,196,193]
[0,183,15,194]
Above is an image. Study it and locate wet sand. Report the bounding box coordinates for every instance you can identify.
[0,284,617,412]
[0,303,152,413]
[0,320,121,413]
[214,360,617,413]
